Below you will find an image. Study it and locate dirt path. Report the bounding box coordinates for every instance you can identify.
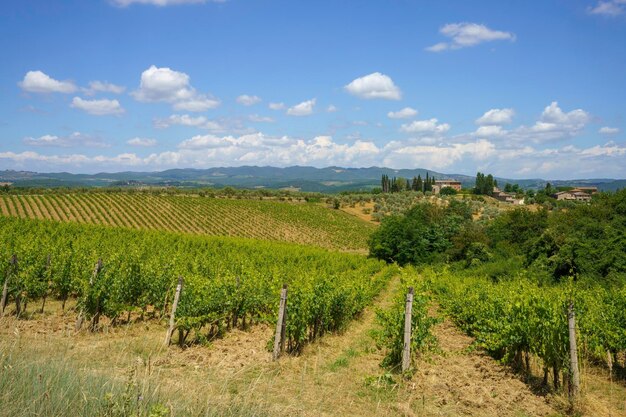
[1,277,567,417]
[153,274,404,417]
[406,316,559,417]
[172,276,561,417]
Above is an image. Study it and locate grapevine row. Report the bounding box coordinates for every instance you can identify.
[0,193,374,251]
[422,267,626,388]
[0,216,391,351]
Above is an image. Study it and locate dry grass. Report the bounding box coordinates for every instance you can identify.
[340,201,378,224]
[2,287,623,416]
[407,318,559,417]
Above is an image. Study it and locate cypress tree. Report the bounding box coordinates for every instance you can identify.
[391,177,399,193]
[486,174,495,196]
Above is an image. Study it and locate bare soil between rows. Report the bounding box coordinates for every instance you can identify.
[0,276,577,416]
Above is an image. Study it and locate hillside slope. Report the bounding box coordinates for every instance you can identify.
[0,193,375,251]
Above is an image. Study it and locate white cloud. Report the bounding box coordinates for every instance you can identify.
[111,0,219,6]
[474,125,507,137]
[249,114,274,123]
[599,126,620,135]
[580,142,626,157]
[71,97,125,116]
[400,118,451,135]
[153,114,256,134]
[173,96,220,112]
[383,139,496,170]
[344,72,402,100]
[127,137,157,147]
[22,132,107,148]
[287,98,316,116]
[462,101,591,144]
[132,65,194,102]
[388,107,418,119]
[588,1,626,16]
[518,101,590,142]
[178,134,232,149]
[131,65,220,111]
[175,133,380,166]
[425,43,448,53]
[19,70,77,94]
[426,22,516,52]
[269,102,285,110]
[154,114,221,130]
[327,105,338,113]
[475,108,514,125]
[236,95,262,106]
[540,101,589,126]
[1,133,384,171]
[5,131,626,179]
[83,81,125,96]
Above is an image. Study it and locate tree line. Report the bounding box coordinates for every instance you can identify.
[381,173,436,193]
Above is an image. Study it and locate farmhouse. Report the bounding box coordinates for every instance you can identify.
[433,180,462,194]
[435,180,462,191]
[553,187,598,202]
[492,187,524,205]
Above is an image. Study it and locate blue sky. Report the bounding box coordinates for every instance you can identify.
[1,0,625,179]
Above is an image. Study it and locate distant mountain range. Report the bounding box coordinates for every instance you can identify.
[1,166,625,193]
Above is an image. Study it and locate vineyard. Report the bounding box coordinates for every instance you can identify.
[0,216,392,350]
[0,192,374,251]
[420,267,626,389]
[1,189,625,416]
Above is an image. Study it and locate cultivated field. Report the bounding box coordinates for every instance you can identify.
[0,192,374,251]
[1,190,625,417]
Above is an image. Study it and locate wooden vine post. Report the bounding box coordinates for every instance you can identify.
[88,259,104,331]
[272,284,288,361]
[402,287,414,372]
[41,254,52,313]
[607,350,613,409]
[568,299,580,404]
[75,259,102,331]
[1,255,17,317]
[164,276,183,347]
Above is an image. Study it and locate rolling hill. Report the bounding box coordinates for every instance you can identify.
[1,166,624,192]
[0,192,375,252]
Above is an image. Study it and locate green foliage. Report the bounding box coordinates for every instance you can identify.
[525,189,626,285]
[503,183,521,193]
[368,201,472,265]
[424,265,626,381]
[0,192,375,251]
[474,172,495,196]
[439,186,457,196]
[375,267,438,370]
[464,242,492,266]
[0,216,393,351]
[448,222,490,263]
[487,207,548,250]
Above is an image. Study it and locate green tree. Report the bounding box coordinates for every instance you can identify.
[424,173,433,192]
[412,175,423,192]
[369,201,472,265]
[440,187,457,196]
[390,177,399,193]
[474,172,495,196]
